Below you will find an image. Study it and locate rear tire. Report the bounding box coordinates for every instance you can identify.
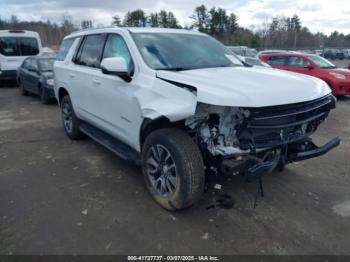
[141,128,205,211]
[60,95,84,140]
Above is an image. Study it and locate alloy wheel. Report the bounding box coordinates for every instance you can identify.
[146,144,177,197]
[62,102,73,134]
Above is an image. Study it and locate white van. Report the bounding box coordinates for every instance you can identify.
[0,30,43,83]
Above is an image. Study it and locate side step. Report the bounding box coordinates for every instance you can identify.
[79,121,141,164]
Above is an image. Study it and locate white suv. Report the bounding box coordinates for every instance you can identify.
[54,27,339,210]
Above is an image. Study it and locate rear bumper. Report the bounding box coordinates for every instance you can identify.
[0,70,17,81]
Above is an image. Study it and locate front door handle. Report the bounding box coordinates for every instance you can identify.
[92,78,101,85]
[69,73,76,78]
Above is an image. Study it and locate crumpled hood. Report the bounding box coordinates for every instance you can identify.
[156,66,331,107]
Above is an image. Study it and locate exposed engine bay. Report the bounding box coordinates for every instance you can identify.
[185,94,340,179]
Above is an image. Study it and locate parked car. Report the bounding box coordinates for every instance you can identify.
[0,30,43,85]
[54,27,339,210]
[343,49,350,59]
[258,50,288,55]
[315,49,323,56]
[237,55,271,67]
[335,50,345,60]
[17,56,56,104]
[259,52,350,96]
[228,46,258,57]
[322,49,336,60]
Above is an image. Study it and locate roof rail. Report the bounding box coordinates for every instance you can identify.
[71,25,118,34]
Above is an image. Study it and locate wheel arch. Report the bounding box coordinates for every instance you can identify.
[58,87,69,105]
[139,116,185,150]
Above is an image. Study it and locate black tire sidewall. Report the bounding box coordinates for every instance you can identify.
[20,81,28,96]
[142,129,205,210]
[61,95,83,139]
[40,87,50,104]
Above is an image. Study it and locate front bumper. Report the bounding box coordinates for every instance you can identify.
[221,137,340,178]
[0,70,17,81]
[333,81,350,96]
[46,86,56,98]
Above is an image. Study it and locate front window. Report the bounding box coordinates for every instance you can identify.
[0,37,39,56]
[132,33,242,70]
[38,59,55,72]
[307,55,336,69]
[102,34,132,69]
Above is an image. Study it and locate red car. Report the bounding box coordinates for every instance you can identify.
[259,52,350,96]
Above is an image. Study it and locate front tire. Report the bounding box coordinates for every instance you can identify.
[142,128,205,211]
[39,87,51,104]
[61,95,84,140]
[19,80,29,96]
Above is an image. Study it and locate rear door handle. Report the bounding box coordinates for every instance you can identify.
[92,78,101,85]
[69,73,76,78]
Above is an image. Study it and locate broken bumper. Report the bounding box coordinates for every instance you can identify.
[288,137,340,162]
[221,137,340,178]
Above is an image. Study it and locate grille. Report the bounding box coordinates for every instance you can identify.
[237,95,336,149]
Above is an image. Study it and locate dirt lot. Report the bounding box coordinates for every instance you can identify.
[0,85,350,255]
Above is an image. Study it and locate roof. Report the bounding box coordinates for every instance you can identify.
[65,26,205,39]
[260,52,315,58]
[0,30,40,37]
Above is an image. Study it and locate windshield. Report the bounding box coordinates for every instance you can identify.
[0,37,39,56]
[38,59,54,72]
[246,49,257,57]
[132,33,242,70]
[307,55,336,69]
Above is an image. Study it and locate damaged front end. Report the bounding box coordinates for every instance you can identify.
[185,94,340,179]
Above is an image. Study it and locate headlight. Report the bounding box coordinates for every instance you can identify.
[329,72,346,80]
[46,79,54,86]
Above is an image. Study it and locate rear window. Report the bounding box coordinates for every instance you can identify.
[0,37,39,56]
[57,38,75,61]
[267,56,286,66]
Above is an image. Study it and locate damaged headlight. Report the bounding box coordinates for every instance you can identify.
[185,104,250,156]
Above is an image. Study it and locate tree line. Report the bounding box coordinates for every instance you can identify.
[1,5,350,49]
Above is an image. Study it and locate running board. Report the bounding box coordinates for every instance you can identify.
[79,122,141,164]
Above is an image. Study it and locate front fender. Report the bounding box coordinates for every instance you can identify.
[134,77,198,122]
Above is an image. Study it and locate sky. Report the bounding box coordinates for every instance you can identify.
[1,0,350,35]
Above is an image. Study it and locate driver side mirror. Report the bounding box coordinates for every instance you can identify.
[101,57,131,82]
[304,63,314,70]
